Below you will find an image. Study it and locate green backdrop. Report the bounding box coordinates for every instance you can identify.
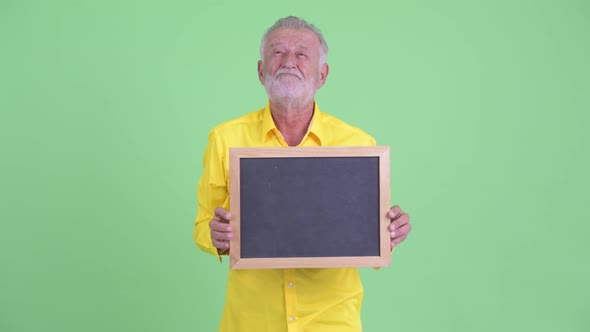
[1,0,589,331]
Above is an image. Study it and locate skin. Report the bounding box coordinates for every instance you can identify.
[210,27,411,254]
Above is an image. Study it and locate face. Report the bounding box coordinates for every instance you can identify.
[258,27,329,106]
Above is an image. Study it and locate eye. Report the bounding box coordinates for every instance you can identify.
[296,52,307,58]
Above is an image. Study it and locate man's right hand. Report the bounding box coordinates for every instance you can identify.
[209,207,232,254]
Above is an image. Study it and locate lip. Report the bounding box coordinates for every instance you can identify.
[276,72,301,79]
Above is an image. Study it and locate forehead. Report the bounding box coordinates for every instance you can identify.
[265,27,321,50]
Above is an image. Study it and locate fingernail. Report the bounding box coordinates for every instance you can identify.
[391,231,396,238]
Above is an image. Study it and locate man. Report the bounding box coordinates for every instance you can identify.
[194,16,412,331]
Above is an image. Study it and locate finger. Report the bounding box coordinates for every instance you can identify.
[389,213,410,231]
[215,207,232,221]
[211,226,232,249]
[211,230,233,241]
[391,233,408,248]
[387,205,402,219]
[209,219,232,232]
[212,237,230,249]
[390,223,411,239]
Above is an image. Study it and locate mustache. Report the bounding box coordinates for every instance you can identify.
[274,68,303,80]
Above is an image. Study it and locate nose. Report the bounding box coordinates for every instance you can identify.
[281,51,297,68]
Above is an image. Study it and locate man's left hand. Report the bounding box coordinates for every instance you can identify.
[387,205,412,248]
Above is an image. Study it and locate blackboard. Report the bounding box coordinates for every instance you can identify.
[229,146,390,269]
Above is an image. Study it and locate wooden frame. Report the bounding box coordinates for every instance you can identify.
[229,146,390,269]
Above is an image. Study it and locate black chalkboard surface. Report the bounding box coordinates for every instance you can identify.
[229,146,390,269]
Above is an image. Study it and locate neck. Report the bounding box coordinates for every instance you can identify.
[270,99,315,146]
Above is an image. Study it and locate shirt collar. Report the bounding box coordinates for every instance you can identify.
[307,103,324,146]
[262,101,325,146]
[262,102,277,140]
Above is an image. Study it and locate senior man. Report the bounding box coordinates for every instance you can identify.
[194,16,412,332]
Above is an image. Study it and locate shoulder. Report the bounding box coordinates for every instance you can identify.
[316,111,376,146]
[205,108,266,151]
[209,108,264,137]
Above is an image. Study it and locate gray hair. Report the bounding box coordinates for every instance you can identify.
[260,16,329,65]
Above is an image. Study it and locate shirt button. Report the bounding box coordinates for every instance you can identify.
[289,316,295,322]
[288,282,293,288]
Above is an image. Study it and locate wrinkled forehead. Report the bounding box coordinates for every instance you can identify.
[264,27,322,51]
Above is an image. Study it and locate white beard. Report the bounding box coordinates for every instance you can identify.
[263,69,316,108]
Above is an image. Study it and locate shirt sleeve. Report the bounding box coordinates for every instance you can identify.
[194,129,229,262]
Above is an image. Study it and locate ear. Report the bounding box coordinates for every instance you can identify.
[257,60,264,85]
[316,63,329,89]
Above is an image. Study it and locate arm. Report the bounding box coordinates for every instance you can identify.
[193,130,231,261]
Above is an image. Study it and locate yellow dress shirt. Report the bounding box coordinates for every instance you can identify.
[194,102,376,332]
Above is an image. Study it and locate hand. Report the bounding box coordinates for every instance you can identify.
[387,205,411,248]
[209,207,233,254]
